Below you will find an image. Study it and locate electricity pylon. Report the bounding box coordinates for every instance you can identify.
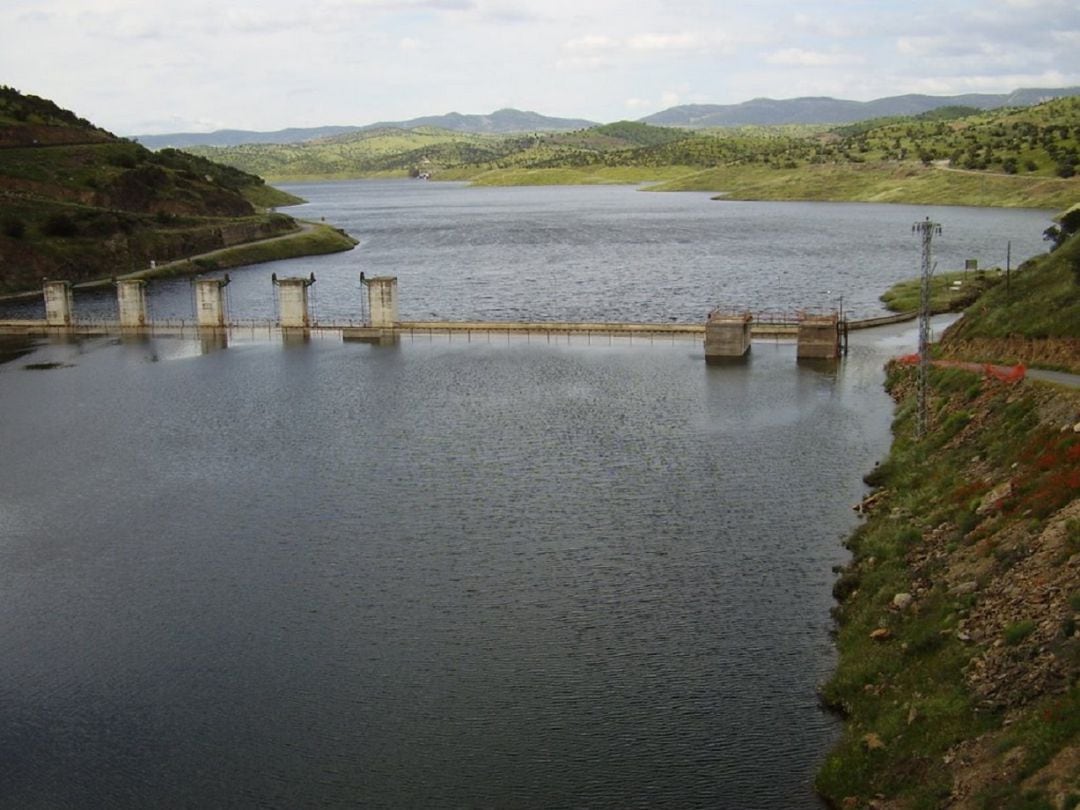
[913,217,942,437]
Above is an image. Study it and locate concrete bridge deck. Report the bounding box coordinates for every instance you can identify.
[0,318,795,340]
[0,313,911,340]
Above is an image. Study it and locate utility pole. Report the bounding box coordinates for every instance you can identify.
[1006,240,1011,297]
[913,217,942,438]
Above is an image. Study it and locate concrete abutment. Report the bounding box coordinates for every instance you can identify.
[43,281,74,327]
[796,314,842,359]
[116,279,148,328]
[704,311,753,360]
[194,276,230,328]
[272,273,316,328]
[363,275,399,327]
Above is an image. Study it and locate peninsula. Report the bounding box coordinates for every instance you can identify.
[0,87,355,296]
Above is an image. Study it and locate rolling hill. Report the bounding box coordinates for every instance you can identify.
[0,86,353,294]
[182,98,1080,210]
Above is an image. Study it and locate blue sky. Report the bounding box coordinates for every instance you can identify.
[2,0,1079,135]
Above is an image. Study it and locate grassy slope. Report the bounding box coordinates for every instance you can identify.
[880,270,1003,316]
[650,162,1079,209]
[186,100,1080,209]
[945,234,1080,340]
[187,128,508,181]
[935,233,1080,374]
[818,234,1080,808]
[455,165,696,186]
[0,87,345,294]
[818,364,1079,808]
[118,222,358,280]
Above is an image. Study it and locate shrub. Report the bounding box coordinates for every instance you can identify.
[40,213,78,237]
[1004,619,1036,646]
[2,217,25,238]
[1068,590,1080,613]
[110,151,138,169]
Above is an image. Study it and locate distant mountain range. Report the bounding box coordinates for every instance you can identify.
[131,87,1080,148]
[640,87,1080,127]
[364,108,596,135]
[133,109,597,149]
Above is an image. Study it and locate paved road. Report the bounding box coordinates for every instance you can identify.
[1027,368,1080,389]
[108,221,319,284]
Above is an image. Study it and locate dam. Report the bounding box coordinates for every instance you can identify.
[0,274,912,359]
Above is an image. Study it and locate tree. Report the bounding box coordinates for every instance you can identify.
[1043,207,1080,250]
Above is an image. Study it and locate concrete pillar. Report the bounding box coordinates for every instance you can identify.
[796,313,840,359]
[273,273,315,328]
[363,275,399,327]
[194,276,230,328]
[704,311,752,360]
[117,279,148,328]
[43,280,74,326]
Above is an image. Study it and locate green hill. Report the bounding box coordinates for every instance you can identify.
[935,213,1080,373]
[0,86,354,295]
[184,100,1080,208]
[818,226,1080,808]
[187,128,514,181]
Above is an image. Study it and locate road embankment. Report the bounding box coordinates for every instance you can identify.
[816,360,1080,808]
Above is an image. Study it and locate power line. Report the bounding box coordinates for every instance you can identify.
[913,217,942,437]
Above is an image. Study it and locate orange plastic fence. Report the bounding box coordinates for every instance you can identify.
[895,354,1026,383]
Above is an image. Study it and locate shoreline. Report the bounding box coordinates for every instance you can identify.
[257,167,1077,211]
[0,219,357,301]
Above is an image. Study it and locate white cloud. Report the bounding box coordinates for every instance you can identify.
[626,32,702,52]
[562,34,617,52]
[1,0,1078,133]
[764,48,863,67]
[1050,30,1080,46]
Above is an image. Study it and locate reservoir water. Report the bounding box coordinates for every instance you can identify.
[0,182,1053,807]
[0,181,1052,324]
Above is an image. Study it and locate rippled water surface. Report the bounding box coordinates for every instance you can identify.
[0,181,1051,323]
[0,317,934,807]
[1,180,1028,807]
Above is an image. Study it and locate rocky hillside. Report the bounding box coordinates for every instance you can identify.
[817,231,1080,808]
[0,87,319,294]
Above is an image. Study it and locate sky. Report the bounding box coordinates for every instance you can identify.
[2,0,1080,135]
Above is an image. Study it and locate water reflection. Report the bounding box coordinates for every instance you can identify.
[0,311,952,808]
[199,329,229,354]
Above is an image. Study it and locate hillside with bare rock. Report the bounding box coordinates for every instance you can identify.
[817,228,1080,808]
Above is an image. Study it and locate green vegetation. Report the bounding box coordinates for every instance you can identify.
[880,269,1002,314]
[117,222,357,281]
[188,98,1080,208]
[0,86,346,294]
[0,85,110,139]
[944,229,1080,340]
[818,229,1080,807]
[1003,619,1037,646]
[650,162,1078,209]
[459,165,695,187]
[818,362,1080,806]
